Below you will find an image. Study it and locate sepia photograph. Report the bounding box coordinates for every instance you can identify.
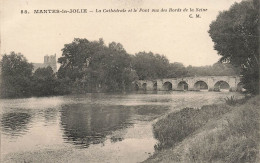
[0,0,259,162]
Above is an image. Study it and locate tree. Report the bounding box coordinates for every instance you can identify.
[167,62,187,78]
[185,62,239,77]
[0,52,33,98]
[209,0,259,94]
[58,38,137,92]
[57,38,106,81]
[31,66,58,96]
[100,42,138,92]
[132,52,170,80]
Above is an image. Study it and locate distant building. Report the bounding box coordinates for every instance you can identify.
[33,54,57,72]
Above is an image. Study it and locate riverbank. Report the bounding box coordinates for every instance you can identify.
[144,95,260,163]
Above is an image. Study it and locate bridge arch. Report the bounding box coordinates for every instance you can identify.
[163,81,172,91]
[194,80,208,91]
[177,81,188,91]
[142,83,147,91]
[214,80,230,91]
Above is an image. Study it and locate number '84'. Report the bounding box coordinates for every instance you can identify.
[21,10,28,14]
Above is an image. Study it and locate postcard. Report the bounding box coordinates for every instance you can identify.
[1,0,259,162]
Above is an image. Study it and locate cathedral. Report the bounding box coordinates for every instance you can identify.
[33,54,57,72]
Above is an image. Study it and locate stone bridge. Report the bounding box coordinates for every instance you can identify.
[135,76,243,92]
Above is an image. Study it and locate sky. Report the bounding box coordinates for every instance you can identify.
[1,0,241,66]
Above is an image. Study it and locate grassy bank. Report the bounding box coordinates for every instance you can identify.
[145,96,260,163]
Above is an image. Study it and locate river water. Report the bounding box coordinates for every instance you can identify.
[0,91,242,163]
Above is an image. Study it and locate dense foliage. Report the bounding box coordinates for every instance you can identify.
[0,52,33,98]
[0,52,62,98]
[209,0,259,94]
[31,67,58,96]
[186,62,240,77]
[132,52,169,80]
[57,38,138,92]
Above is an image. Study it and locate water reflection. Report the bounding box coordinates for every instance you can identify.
[60,104,132,148]
[135,106,169,116]
[1,112,32,137]
[1,92,242,163]
[43,107,58,124]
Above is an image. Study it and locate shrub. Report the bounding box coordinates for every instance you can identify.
[187,96,260,163]
[153,104,232,150]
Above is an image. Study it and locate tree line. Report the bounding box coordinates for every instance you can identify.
[0,43,239,98]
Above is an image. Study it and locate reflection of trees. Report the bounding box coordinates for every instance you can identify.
[1,112,32,136]
[60,104,131,148]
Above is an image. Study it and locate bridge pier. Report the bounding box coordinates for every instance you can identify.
[156,80,164,91]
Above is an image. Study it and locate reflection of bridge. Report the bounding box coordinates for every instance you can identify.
[136,76,243,92]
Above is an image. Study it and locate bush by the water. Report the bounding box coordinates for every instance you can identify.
[153,104,232,150]
[147,96,260,163]
[224,95,249,106]
[186,96,259,163]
